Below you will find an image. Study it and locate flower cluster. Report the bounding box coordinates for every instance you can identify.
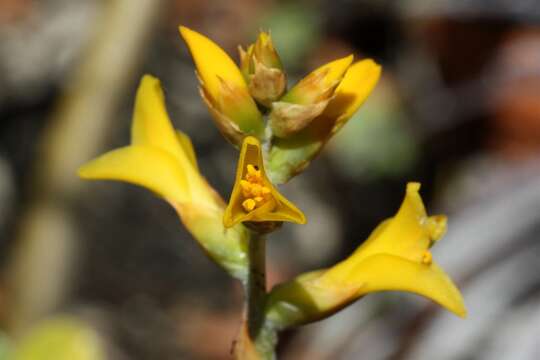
[78,26,465,357]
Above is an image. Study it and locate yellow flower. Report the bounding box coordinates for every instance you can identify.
[179,26,264,144]
[78,75,248,279]
[267,59,382,184]
[265,183,466,329]
[223,136,306,228]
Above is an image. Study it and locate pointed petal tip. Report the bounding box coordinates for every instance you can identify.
[406,182,421,193]
[77,164,90,179]
[332,53,355,73]
[77,161,104,180]
[138,74,162,98]
[447,286,467,318]
[446,297,467,318]
[140,73,159,84]
[358,58,382,70]
[178,26,204,47]
[178,25,192,38]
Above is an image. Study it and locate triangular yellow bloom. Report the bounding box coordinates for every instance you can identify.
[179,26,264,141]
[266,183,465,329]
[78,75,248,280]
[223,136,306,228]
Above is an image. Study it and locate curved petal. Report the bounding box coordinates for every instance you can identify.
[324,59,382,133]
[266,253,465,329]
[180,27,264,138]
[351,182,445,264]
[129,76,219,209]
[179,26,247,100]
[175,130,198,171]
[78,146,189,204]
[131,75,185,161]
[223,136,306,227]
[348,254,466,318]
[314,54,355,86]
[282,54,354,105]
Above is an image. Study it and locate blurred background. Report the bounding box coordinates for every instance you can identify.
[1,0,540,359]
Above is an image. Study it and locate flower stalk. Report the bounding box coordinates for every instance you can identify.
[238,230,278,360]
[245,230,266,340]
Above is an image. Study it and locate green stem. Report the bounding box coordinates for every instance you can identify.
[246,230,266,338]
[243,230,278,359]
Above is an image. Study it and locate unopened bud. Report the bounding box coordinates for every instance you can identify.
[240,31,286,106]
[199,74,263,145]
[270,100,331,138]
[269,55,353,138]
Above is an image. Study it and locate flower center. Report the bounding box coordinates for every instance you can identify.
[240,164,272,212]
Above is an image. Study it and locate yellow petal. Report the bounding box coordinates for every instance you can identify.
[313,54,355,86]
[128,75,219,209]
[131,75,202,179]
[323,59,382,133]
[265,182,465,328]
[131,75,185,161]
[180,27,264,138]
[348,254,466,317]
[266,253,465,329]
[179,26,247,101]
[282,54,354,105]
[176,130,198,171]
[78,146,189,204]
[223,136,306,227]
[349,182,442,264]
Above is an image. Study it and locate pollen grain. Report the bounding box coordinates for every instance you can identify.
[241,164,272,212]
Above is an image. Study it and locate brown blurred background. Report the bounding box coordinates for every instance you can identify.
[1,0,540,359]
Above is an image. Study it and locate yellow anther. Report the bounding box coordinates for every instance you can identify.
[240,179,251,190]
[422,251,433,266]
[247,164,261,178]
[241,163,272,213]
[240,180,251,195]
[251,183,263,196]
[242,198,257,212]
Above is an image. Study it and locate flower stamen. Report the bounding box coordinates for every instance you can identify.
[241,164,272,212]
